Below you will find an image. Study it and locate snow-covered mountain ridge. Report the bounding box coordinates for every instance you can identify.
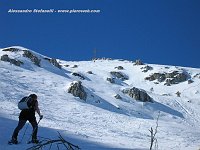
[0,46,200,150]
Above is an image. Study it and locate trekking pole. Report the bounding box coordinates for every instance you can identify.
[20,122,29,143]
[27,118,42,143]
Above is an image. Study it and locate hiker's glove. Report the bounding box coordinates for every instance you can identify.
[40,115,43,120]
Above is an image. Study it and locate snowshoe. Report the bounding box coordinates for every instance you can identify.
[28,139,40,144]
[8,138,18,145]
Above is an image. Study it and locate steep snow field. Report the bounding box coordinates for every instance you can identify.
[0,46,200,150]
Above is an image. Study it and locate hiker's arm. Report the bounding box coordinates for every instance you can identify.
[35,101,41,117]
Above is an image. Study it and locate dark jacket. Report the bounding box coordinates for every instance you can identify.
[19,97,38,121]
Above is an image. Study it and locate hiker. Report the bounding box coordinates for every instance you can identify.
[10,94,43,144]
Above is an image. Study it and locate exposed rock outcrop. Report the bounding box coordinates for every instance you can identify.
[72,72,85,80]
[145,73,166,82]
[145,71,190,86]
[114,94,122,99]
[87,71,93,74]
[1,54,23,66]
[107,77,115,83]
[115,66,124,70]
[134,59,144,65]
[141,65,153,72]
[71,65,78,68]
[68,81,87,100]
[188,79,194,84]
[64,64,69,67]
[122,87,153,102]
[110,71,129,81]
[176,91,181,97]
[2,47,21,52]
[194,73,200,79]
[45,58,62,69]
[93,57,113,61]
[23,50,41,67]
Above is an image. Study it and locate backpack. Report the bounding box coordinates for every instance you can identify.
[18,96,33,110]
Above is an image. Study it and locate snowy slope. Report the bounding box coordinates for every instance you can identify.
[0,46,200,150]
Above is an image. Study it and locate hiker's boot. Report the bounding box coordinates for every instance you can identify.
[32,138,39,144]
[10,137,18,144]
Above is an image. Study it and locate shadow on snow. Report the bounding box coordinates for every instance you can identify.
[0,116,147,150]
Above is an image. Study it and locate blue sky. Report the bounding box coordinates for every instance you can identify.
[0,0,200,68]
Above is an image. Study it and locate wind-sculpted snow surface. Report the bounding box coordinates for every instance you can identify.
[0,46,200,150]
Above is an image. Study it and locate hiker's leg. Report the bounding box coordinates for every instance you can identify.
[29,118,38,140]
[12,120,27,139]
